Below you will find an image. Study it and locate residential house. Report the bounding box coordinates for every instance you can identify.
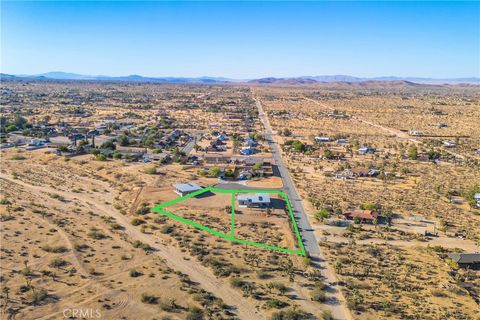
[358,146,376,155]
[216,133,228,141]
[237,193,271,208]
[116,146,147,161]
[474,193,480,208]
[447,253,480,268]
[335,170,354,180]
[443,140,456,148]
[344,209,379,223]
[408,130,424,136]
[244,137,258,147]
[314,136,330,143]
[350,167,380,177]
[240,146,256,155]
[144,152,171,163]
[174,183,203,196]
[204,155,232,164]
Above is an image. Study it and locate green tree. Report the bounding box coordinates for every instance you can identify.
[408,145,418,160]
[5,124,17,133]
[292,140,306,153]
[314,208,330,222]
[208,166,221,177]
[95,154,107,161]
[117,135,129,146]
[101,140,116,150]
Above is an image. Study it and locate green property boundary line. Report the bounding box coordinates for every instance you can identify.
[151,186,306,256]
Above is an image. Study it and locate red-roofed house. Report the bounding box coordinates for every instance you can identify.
[344,209,379,223]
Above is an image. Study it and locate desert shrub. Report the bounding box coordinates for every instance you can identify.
[159,298,179,312]
[129,269,143,277]
[160,225,175,234]
[310,287,326,302]
[192,291,216,306]
[110,223,124,230]
[74,243,89,251]
[41,245,68,253]
[256,270,270,279]
[88,228,107,240]
[131,218,145,226]
[49,258,68,268]
[431,289,447,297]
[11,154,26,160]
[145,166,157,174]
[136,204,151,215]
[0,199,11,205]
[265,299,287,309]
[49,194,65,201]
[141,293,159,304]
[131,240,154,252]
[28,288,49,305]
[314,208,330,222]
[270,308,309,320]
[267,282,288,294]
[186,306,204,320]
[320,310,335,320]
[229,277,243,288]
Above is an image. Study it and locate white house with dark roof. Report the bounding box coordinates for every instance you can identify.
[237,193,271,208]
[174,183,203,196]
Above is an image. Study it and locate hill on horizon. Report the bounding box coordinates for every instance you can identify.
[1,72,478,85]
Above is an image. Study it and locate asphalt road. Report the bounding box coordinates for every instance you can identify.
[255,99,320,255]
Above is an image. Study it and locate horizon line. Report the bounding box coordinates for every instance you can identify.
[3,71,479,81]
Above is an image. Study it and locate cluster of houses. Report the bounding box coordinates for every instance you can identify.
[205,132,228,152]
[199,132,260,156]
[203,155,272,180]
[3,116,194,162]
[241,135,258,155]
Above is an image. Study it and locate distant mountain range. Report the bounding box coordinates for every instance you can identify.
[1,72,478,85]
[3,72,232,84]
[247,75,479,85]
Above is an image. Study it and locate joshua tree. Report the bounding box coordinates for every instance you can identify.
[334,262,343,275]
[281,259,295,282]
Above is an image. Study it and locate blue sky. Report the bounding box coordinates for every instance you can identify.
[1,1,479,78]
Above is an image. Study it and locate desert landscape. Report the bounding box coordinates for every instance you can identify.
[1,79,479,320]
[2,1,479,319]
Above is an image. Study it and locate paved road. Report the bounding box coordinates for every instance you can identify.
[254,98,320,255]
[254,96,352,320]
